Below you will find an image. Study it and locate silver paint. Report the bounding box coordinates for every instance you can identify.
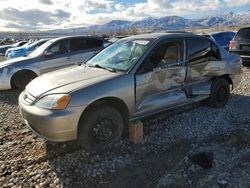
[19,33,243,141]
[0,36,107,90]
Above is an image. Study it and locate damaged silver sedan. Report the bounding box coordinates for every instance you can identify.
[19,33,242,152]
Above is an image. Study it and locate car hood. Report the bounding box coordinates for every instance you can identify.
[26,66,122,98]
[0,56,32,67]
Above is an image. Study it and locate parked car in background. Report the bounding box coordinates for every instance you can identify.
[5,39,48,59]
[5,41,33,58]
[202,31,235,51]
[0,41,28,56]
[19,33,242,152]
[0,36,110,90]
[229,27,250,65]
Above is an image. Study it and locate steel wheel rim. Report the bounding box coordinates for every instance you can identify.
[91,118,116,144]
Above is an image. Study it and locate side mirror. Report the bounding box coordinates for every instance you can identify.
[44,51,53,57]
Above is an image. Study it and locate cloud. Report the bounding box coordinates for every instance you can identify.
[148,0,173,9]
[39,0,53,5]
[80,0,114,13]
[115,3,125,11]
[85,0,111,9]
[223,0,250,6]
[0,8,70,30]
[55,9,71,18]
[0,0,249,31]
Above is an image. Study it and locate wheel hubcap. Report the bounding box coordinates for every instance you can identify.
[92,118,115,143]
[217,86,227,102]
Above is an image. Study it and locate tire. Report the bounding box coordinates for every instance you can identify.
[11,71,37,90]
[77,105,124,152]
[205,78,230,108]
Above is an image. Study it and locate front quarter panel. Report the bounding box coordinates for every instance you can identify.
[68,73,135,117]
[0,58,41,90]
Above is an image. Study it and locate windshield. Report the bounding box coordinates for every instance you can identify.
[28,40,54,57]
[86,39,151,72]
[13,41,24,47]
[29,41,42,47]
[23,42,33,48]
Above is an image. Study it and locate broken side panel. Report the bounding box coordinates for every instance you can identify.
[135,65,186,116]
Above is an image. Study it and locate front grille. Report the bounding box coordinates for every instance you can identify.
[23,91,36,105]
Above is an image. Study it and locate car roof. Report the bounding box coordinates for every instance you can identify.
[122,32,196,41]
[51,35,106,42]
[210,31,235,35]
[239,27,250,30]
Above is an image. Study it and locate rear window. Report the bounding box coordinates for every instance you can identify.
[235,28,250,40]
[212,32,235,46]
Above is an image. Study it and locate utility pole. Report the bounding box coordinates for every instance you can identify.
[19,29,22,40]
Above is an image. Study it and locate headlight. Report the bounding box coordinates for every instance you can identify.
[35,94,70,110]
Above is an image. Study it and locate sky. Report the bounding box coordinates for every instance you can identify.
[0,0,249,31]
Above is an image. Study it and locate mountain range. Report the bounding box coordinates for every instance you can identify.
[1,11,249,38]
[65,11,250,34]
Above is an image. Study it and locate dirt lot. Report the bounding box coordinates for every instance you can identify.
[0,67,249,187]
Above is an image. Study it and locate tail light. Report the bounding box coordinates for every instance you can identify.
[229,40,234,49]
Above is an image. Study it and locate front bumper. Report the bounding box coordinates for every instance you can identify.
[0,71,11,90]
[19,92,85,142]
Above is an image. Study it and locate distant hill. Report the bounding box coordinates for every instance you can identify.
[56,11,250,34]
[1,11,249,38]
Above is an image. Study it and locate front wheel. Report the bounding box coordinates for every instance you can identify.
[205,78,230,108]
[11,71,37,90]
[77,105,124,152]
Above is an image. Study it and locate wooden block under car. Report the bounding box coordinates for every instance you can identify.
[129,120,144,144]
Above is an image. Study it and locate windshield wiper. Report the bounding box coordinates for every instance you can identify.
[90,64,117,73]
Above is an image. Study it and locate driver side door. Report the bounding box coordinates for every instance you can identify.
[134,38,187,117]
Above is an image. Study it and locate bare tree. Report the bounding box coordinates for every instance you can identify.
[89,29,96,36]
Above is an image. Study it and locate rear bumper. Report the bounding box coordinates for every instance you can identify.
[241,55,250,65]
[229,51,250,64]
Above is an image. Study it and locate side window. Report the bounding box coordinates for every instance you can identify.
[48,40,70,55]
[235,28,250,40]
[137,41,182,74]
[71,38,103,52]
[187,38,210,63]
[71,38,87,52]
[86,38,103,49]
[210,42,221,61]
[150,41,181,68]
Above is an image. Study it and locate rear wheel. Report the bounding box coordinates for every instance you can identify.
[11,71,37,90]
[205,78,230,108]
[77,105,124,152]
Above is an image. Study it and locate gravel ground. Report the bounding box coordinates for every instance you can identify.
[0,67,250,187]
[0,56,5,62]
